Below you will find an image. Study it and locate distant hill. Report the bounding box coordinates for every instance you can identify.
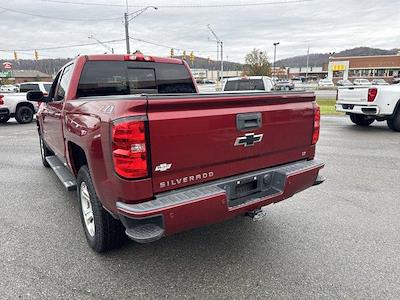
[2,47,399,74]
[0,58,72,75]
[276,47,400,68]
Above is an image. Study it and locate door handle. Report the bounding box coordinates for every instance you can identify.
[236,112,262,130]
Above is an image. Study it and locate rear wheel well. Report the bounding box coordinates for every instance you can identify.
[16,102,35,113]
[68,142,87,176]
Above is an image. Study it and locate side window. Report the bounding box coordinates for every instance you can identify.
[54,64,74,101]
[47,71,62,101]
[224,80,238,91]
[19,84,39,92]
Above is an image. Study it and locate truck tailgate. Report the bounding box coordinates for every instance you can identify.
[337,87,369,103]
[147,92,316,193]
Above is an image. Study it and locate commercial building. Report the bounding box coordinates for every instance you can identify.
[328,54,400,83]
[287,66,327,80]
[0,70,52,84]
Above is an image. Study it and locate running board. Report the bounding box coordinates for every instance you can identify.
[45,156,77,191]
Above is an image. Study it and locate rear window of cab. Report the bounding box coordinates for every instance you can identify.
[77,61,196,97]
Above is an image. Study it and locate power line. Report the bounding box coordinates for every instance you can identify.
[0,36,217,58]
[0,39,126,52]
[0,50,61,59]
[39,0,312,8]
[129,37,217,54]
[0,35,216,55]
[0,5,121,21]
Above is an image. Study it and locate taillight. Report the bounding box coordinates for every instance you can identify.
[112,117,148,179]
[368,88,377,102]
[124,54,138,61]
[312,104,320,145]
[0,95,4,105]
[124,53,154,62]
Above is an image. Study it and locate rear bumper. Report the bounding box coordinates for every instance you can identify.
[0,108,10,118]
[116,159,324,242]
[335,103,380,115]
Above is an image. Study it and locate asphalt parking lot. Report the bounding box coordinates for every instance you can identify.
[1,116,399,299]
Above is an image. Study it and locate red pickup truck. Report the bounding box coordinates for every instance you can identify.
[28,53,325,252]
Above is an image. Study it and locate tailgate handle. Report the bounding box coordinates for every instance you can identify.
[237,113,262,130]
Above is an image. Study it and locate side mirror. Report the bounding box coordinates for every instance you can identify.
[27,90,48,102]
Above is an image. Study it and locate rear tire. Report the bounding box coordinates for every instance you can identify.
[349,114,375,126]
[39,135,53,168]
[0,115,10,123]
[387,111,400,132]
[77,165,125,253]
[15,105,34,124]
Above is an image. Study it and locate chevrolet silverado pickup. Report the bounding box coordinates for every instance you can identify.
[28,53,325,252]
[336,84,400,131]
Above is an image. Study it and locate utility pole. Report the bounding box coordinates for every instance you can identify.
[207,24,223,82]
[125,0,130,54]
[124,12,130,54]
[88,35,114,54]
[273,42,280,78]
[124,5,158,54]
[305,46,310,82]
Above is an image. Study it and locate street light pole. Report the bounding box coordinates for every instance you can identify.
[220,41,224,82]
[207,24,223,82]
[273,42,280,78]
[124,6,158,54]
[88,35,114,54]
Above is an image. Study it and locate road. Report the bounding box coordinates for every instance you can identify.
[1,117,399,299]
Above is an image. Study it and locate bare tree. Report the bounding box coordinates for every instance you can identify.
[244,49,272,76]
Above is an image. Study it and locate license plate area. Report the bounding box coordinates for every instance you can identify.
[222,171,286,207]
[235,177,259,198]
[342,104,354,109]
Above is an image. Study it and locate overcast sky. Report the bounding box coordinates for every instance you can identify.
[0,0,399,63]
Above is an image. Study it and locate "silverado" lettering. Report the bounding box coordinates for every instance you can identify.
[159,172,214,189]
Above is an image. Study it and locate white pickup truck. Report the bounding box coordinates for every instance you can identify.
[0,82,51,124]
[336,84,400,131]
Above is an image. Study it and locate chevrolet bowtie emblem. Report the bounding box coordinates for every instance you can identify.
[234,133,263,147]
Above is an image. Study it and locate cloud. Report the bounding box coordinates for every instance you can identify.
[0,0,399,62]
